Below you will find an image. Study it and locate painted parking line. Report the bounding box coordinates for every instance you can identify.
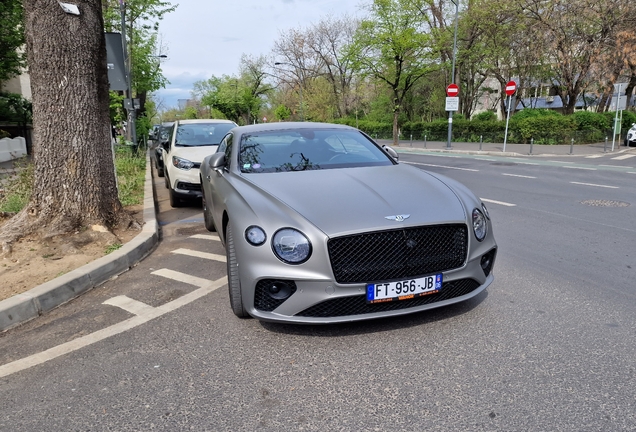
[480,198,516,207]
[103,296,156,316]
[406,162,479,172]
[502,173,536,179]
[171,248,226,262]
[0,276,227,379]
[190,234,220,241]
[570,182,619,189]
[612,154,636,160]
[151,268,214,288]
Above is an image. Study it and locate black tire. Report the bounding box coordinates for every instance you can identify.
[169,186,182,208]
[157,163,164,177]
[164,171,169,189]
[226,222,248,318]
[202,191,216,232]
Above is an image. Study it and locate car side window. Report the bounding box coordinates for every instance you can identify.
[223,133,233,169]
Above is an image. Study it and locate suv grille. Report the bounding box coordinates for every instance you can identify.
[296,278,480,318]
[327,224,468,284]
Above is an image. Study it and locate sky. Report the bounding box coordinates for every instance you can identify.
[153,0,365,110]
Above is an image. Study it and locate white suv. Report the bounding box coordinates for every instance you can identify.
[625,123,636,147]
[161,119,237,207]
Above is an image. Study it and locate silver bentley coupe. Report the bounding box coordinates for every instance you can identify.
[200,122,497,324]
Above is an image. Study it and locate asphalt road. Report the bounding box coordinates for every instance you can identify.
[1,150,635,431]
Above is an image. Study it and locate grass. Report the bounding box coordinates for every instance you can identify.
[104,243,123,254]
[0,146,146,213]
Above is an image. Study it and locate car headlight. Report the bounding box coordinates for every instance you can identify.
[472,208,487,241]
[481,202,490,220]
[245,226,267,246]
[272,228,312,264]
[172,156,195,170]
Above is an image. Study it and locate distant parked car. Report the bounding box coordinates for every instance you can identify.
[200,122,497,323]
[162,119,237,207]
[152,122,174,177]
[624,123,636,147]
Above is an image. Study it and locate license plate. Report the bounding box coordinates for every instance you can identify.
[366,274,443,304]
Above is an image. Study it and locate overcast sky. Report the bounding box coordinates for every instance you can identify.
[154,0,365,110]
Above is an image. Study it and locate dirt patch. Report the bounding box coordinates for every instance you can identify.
[0,205,144,302]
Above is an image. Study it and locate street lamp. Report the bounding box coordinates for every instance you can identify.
[119,0,137,146]
[274,62,304,121]
[446,0,459,150]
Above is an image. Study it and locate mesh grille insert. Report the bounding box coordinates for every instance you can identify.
[327,224,468,284]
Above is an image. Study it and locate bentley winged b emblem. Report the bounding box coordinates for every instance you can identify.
[385,214,410,222]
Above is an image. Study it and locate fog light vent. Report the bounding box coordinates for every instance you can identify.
[480,248,497,277]
[254,280,297,311]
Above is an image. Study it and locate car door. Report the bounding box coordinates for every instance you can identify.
[208,132,235,241]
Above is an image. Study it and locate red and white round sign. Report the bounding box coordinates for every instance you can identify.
[505,81,517,96]
[446,83,459,97]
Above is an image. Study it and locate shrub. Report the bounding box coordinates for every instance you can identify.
[473,111,497,121]
[571,111,609,131]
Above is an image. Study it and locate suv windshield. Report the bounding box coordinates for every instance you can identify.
[238,128,394,173]
[175,123,235,147]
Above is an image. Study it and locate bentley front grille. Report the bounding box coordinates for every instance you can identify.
[295,278,480,318]
[327,224,468,284]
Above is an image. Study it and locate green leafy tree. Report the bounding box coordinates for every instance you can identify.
[0,0,25,83]
[347,0,437,144]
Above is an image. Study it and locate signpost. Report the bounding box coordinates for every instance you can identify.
[446,83,459,149]
[503,80,517,152]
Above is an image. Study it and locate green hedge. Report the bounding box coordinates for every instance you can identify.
[338,108,634,144]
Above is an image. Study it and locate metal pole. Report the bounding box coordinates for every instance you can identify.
[424,135,427,149]
[479,135,482,151]
[530,137,534,155]
[120,1,136,147]
[570,138,574,155]
[503,95,512,152]
[611,83,622,152]
[410,134,413,147]
[604,136,607,153]
[446,0,459,150]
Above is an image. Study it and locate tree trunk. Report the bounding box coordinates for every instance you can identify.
[1,0,128,243]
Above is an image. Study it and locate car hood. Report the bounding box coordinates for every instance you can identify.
[172,145,219,163]
[243,164,468,236]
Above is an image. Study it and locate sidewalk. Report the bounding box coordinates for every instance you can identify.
[377,138,635,157]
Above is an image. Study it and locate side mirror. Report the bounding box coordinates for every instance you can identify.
[207,152,226,170]
[382,145,399,161]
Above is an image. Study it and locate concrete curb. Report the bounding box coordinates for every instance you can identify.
[0,151,158,332]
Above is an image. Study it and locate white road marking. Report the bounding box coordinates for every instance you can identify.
[629,172,636,175]
[599,165,632,168]
[0,277,227,378]
[103,296,156,316]
[480,198,517,207]
[550,160,574,164]
[570,182,619,189]
[475,158,497,161]
[151,269,213,288]
[171,248,226,262]
[612,154,636,160]
[406,162,479,172]
[190,234,220,241]
[502,173,536,179]
[562,166,596,171]
[517,162,539,165]
[585,154,604,159]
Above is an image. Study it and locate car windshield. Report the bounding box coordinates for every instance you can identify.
[175,123,234,147]
[238,128,394,173]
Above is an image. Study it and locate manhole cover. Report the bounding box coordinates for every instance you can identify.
[491,162,517,166]
[581,200,630,208]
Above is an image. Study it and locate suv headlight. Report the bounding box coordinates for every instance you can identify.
[172,156,195,170]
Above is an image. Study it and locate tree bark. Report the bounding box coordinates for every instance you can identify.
[0,0,128,243]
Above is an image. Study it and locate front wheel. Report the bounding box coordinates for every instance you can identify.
[202,191,216,232]
[169,186,182,208]
[226,222,248,318]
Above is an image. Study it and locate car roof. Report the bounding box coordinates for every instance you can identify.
[230,121,357,134]
[176,119,236,125]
